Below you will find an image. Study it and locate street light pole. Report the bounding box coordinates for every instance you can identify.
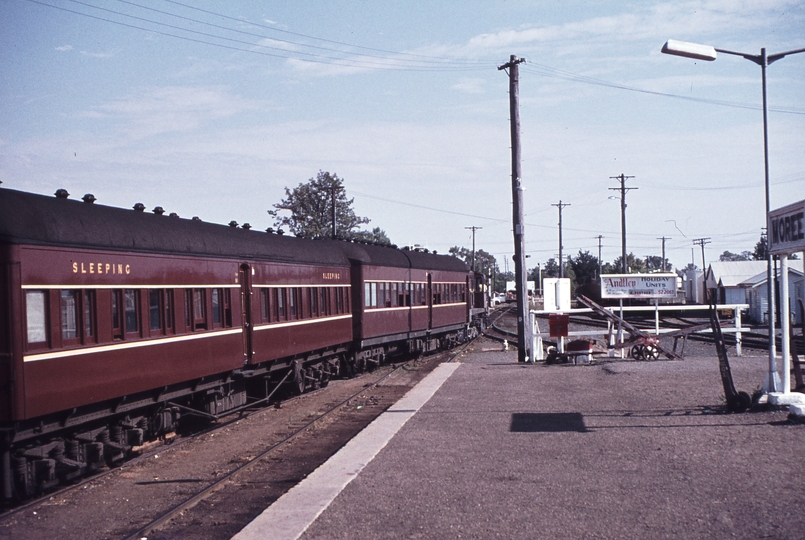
[661,39,805,393]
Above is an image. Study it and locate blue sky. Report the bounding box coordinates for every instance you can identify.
[2,0,804,272]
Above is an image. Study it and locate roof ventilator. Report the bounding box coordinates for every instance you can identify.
[82,194,96,204]
[153,206,165,215]
[55,189,70,199]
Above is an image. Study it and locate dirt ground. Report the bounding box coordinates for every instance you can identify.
[0,353,447,540]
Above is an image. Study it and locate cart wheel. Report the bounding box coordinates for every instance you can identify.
[631,345,643,360]
[728,391,752,413]
[643,345,660,360]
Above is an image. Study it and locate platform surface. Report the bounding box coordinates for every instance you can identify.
[235,344,805,540]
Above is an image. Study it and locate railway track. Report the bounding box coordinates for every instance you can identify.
[119,343,470,540]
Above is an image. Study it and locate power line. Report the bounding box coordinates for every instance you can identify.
[29,0,492,72]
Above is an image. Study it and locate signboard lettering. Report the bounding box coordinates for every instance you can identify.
[601,274,677,299]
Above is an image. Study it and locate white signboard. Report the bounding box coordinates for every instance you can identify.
[768,199,805,255]
[543,278,571,311]
[600,274,677,299]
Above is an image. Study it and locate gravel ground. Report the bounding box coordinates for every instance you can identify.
[0,353,447,540]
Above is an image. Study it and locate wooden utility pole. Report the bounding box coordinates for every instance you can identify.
[465,226,482,271]
[498,55,532,362]
[609,174,636,273]
[596,235,603,279]
[552,201,570,278]
[657,236,671,272]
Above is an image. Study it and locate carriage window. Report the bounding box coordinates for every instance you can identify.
[260,289,269,321]
[336,288,344,314]
[288,288,297,318]
[310,288,319,317]
[26,290,48,345]
[149,290,161,331]
[124,289,139,333]
[112,290,123,339]
[277,288,286,319]
[212,288,221,325]
[192,289,206,329]
[61,290,79,340]
[321,287,330,315]
[83,290,95,338]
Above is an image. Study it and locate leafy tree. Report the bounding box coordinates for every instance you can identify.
[752,235,768,260]
[645,255,673,272]
[542,258,559,278]
[719,250,752,262]
[568,250,599,286]
[610,253,647,274]
[269,171,389,243]
[448,246,497,275]
[351,227,392,246]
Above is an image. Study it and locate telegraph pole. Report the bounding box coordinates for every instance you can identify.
[693,237,711,301]
[596,235,604,279]
[609,174,636,273]
[693,237,711,270]
[465,226,482,271]
[657,236,671,272]
[552,201,570,278]
[498,55,532,362]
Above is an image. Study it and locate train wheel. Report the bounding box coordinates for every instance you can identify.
[341,356,356,379]
[292,362,306,395]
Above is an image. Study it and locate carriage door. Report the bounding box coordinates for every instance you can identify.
[239,264,254,364]
[427,273,433,330]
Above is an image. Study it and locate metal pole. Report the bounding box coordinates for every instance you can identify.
[499,55,532,362]
[760,49,780,391]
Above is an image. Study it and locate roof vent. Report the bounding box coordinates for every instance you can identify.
[192,216,201,221]
[169,212,179,218]
[133,203,145,211]
[153,206,165,215]
[55,189,70,199]
[82,193,96,204]
[229,221,238,227]
[242,223,251,230]
[276,229,285,236]
[265,227,274,234]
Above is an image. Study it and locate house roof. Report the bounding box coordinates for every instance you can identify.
[743,265,804,289]
[707,261,768,288]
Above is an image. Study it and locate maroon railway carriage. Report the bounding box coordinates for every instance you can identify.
[0,188,353,500]
[0,187,479,502]
[342,243,474,368]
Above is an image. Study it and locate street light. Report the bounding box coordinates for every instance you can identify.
[661,39,805,393]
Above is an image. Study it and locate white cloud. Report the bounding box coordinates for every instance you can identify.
[55,45,73,52]
[452,78,486,94]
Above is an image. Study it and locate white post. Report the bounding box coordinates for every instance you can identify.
[618,299,624,359]
[780,256,790,393]
[654,298,660,335]
[735,307,742,357]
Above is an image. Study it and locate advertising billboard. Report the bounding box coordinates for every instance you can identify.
[600,274,677,299]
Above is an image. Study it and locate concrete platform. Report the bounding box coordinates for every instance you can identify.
[234,344,805,540]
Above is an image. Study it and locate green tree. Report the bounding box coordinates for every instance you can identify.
[543,258,559,278]
[568,250,599,286]
[752,235,768,260]
[269,171,389,242]
[610,253,647,274]
[719,250,752,262]
[645,255,673,272]
[448,246,497,275]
